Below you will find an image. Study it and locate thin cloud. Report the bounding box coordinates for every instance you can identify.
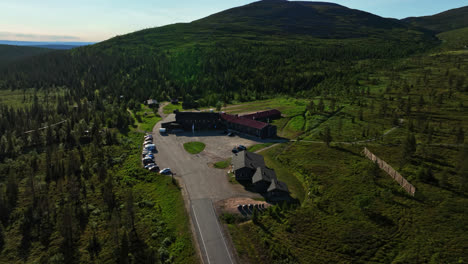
[0,31,81,42]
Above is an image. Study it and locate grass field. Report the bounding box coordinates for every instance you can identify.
[246,143,275,153]
[130,104,162,132]
[214,158,231,169]
[183,141,206,154]
[0,87,66,109]
[228,141,468,263]
[163,102,184,114]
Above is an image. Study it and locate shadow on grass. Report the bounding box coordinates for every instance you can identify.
[365,211,395,227]
[332,145,362,158]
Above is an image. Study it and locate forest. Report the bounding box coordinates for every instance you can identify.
[0,88,196,263]
[0,0,467,263]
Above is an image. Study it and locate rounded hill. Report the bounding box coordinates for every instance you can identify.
[191,0,417,38]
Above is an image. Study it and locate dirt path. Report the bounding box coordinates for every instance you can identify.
[158,102,170,119]
[23,119,67,134]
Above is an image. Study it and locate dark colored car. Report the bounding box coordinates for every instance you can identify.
[227,132,235,137]
[232,147,239,153]
[144,163,156,169]
[237,145,247,151]
[142,157,154,165]
[149,165,160,172]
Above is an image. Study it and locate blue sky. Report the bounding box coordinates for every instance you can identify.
[0,0,467,42]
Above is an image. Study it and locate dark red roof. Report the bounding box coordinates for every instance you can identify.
[241,109,281,120]
[221,113,269,130]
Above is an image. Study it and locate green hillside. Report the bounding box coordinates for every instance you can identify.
[225,28,468,263]
[403,6,468,33]
[0,45,52,68]
[191,0,418,39]
[0,1,467,263]
[437,26,468,50]
[98,0,434,49]
[0,1,437,103]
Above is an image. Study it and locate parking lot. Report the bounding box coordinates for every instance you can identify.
[150,113,286,264]
[161,114,281,162]
[173,131,264,162]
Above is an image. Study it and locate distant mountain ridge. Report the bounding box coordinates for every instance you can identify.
[403,6,468,33]
[0,44,53,67]
[0,40,94,50]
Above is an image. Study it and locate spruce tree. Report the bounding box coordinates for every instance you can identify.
[401,133,416,166]
[0,222,4,251]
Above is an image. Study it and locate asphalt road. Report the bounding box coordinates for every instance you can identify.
[191,199,234,264]
[152,114,239,264]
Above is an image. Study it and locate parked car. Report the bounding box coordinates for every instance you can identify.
[159,128,167,133]
[144,144,156,152]
[142,149,150,157]
[145,154,154,159]
[237,145,247,151]
[145,134,153,139]
[232,147,239,154]
[142,157,154,165]
[148,165,160,172]
[227,132,235,137]
[159,168,172,175]
[144,163,156,169]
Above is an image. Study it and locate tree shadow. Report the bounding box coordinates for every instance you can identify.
[332,145,362,158]
[365,211,395,227]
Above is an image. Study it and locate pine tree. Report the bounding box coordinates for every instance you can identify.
[457,145,468,192]
[0,185,8,226]
[321,127,332,147]
[456,127,465,144]
[6,171,18,213]
[318,98,325,113]
[401,133,416,166]
[119,230,130,264]
[307,100,316,114]
[126,191,135,231]
[252,207,259,224]
[0,222,4,251]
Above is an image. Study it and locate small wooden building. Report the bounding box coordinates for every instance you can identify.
[252,166,276,193]
[231,151,266,181]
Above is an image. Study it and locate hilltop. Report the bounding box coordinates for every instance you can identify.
[191,0,417,38]
[403,5,468,33]
[96,0,435,51]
